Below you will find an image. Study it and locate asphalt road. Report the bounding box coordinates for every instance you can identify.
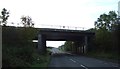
[48,48,119,69]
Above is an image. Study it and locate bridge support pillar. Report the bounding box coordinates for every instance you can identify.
[84,36,88,54]
[38,34,46,54]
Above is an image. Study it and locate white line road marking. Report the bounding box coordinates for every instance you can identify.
[70,59,76,63]
[81,65,88,69]
[69,58,88,69]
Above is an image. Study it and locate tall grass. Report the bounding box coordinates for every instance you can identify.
[2,26,51,68]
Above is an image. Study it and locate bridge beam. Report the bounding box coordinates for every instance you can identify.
[38,34,46,54]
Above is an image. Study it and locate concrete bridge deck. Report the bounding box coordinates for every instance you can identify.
[38,28,95,41]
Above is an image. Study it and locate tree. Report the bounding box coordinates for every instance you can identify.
[94,11,117,31]
[0,8,10,26]
[94,11,119,53]
[64,41,73,51]
[21,16,34,27]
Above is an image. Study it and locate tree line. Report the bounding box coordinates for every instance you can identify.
[59,11,119,59]
[1,8,40,67]
[0,8,34,27]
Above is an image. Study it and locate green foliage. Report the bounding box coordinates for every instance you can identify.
[2,45,33,67]
[3,26,38,44]
[58,45,65,51]
[91,11,119,61]
[94,11,119,52]
[21,16,34,27]
[3,44,50,67]
[95,11,117,31]
[2,26,39,67]
[63,41,81,53]
[31,51,50,67]
[0,8,9,26]
[87,51,119,62]
[64,41,73,51]
[95,28,112,51]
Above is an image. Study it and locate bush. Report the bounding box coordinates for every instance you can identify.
[2,26,37,67]
[2,44,35,67]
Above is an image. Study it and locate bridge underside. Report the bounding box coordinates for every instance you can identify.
[45,34,84,41]
[37,28,95,54]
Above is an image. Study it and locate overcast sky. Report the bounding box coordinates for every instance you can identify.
[0,0,119,48]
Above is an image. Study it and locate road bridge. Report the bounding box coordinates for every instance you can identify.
[37,28,95,54]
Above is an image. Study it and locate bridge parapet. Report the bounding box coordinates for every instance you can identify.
[39,24,88,30]
[39,28,83,32]
[38,28,95,35]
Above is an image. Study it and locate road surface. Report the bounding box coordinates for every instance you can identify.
[48,48,119,69]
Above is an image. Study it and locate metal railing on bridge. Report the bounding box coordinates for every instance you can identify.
[38,24,88,30]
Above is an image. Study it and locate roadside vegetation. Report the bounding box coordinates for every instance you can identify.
[1,8,51,68]
[59,11,120,62]
[2,26,51,67]
[87,11,120,62]
[1,7,119,67]
[31,50,51,67]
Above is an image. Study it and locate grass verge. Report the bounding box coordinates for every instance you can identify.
[86,51,119,63]
[31,50,51,67]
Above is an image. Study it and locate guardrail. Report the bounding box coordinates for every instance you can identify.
[39,24,87,30]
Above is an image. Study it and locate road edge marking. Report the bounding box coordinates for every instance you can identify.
[70,59,76,63]
[81,64,88,69]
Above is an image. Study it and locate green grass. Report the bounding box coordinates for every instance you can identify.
[3,44,51,67]
[2,45,34,67]
[86,51,119,63]
[31,62,48,67]
[31,50,51,67]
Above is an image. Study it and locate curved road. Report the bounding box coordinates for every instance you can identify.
[48,48,119,69]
